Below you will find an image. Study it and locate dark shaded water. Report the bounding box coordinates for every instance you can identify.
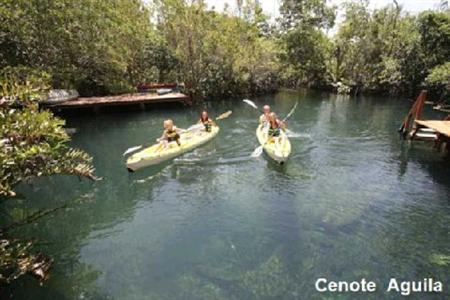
[2,90,450,299]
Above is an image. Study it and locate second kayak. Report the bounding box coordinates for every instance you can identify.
[256,124,291,164]
[126,126,219,171]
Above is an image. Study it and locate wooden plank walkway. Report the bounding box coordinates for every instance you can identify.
[45,92,191,109]
[415,120,450,137]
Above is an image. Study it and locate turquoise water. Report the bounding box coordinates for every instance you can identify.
[2,90,450,299]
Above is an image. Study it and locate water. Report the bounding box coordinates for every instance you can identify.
[2,90,450,299]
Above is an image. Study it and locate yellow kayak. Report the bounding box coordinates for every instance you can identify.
[126,126,219,171]
[256,124,291,164]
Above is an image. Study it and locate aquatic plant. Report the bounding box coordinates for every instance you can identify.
[429,253,450,266]
[238,255,294,299]
[176,275,228,300]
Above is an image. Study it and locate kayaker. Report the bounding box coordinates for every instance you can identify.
[158,119,181,147]
[198,111,215,132]
[259,105,271,126]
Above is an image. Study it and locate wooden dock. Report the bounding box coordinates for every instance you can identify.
[415,120,450,138]
[399,90,450,153]
[45,92,191,109]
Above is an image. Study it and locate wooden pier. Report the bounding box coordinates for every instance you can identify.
[415,120,450,138]
[44,92,191,110]
[399,90,450,153]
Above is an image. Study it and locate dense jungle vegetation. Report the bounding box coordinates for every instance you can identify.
[0,0,449,285]
[1,0,449,99]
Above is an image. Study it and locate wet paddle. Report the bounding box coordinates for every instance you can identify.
[243,99,265,156]
[216,110,233,120]
[251,144,265,157]
[243,99,263,113]
[282,102,298,122]
[123,111,232,156]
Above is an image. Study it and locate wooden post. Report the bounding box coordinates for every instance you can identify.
[399,90,427,139]
[414,90,427,120]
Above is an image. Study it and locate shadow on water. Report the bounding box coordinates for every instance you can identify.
[265,157,288,172]
[398,140,450,190]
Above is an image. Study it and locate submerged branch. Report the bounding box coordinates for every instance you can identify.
[0,205,68,233]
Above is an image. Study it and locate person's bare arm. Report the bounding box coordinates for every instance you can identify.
[157,131,166,142]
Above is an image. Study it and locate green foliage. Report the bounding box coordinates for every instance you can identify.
[327,2,450,95]
[0,108,96,196]
[0,66,51,104]
[333,82,352,94]
[1,0,279,99]
[0,236,52,284]
[418,11,450,70]
[277,0,335,88]
[280,25,332,88]
[426,62,450,96]
[0,66,99,285]
[332,1,408,92]
[155,0,278,100]
[0,67,97,196]
[426,62,450,86]
[0,0,449,98]
[278,0,336,30]
[0,0,157,96]
[276,0,449,96]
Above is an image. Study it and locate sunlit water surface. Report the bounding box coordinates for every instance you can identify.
[2,90,450,299]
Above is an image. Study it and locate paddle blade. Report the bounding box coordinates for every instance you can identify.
[123,145,142,156]
[216,110,232,120]
[243,99,258,110]
[251,145,264,158]
[282,101,298,122]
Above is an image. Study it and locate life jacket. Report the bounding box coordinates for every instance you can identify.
[268,121,281,137]
[165,128,180,143]
[201,118,212,132]
[268,127,280,137]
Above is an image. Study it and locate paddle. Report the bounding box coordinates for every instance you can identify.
[251,144,265,157]
[282,102,298,122]
[243,99,266,156]
[123,110,232,156]
[216,110,233,120]
[243,99,263,113]
[245,100,299,158]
